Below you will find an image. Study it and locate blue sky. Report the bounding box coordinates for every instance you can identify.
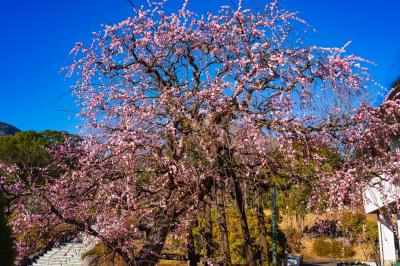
[1,0,399,133]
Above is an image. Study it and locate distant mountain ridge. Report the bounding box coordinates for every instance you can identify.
[0,122,20,136]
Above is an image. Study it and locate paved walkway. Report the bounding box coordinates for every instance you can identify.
[302,260,339,266]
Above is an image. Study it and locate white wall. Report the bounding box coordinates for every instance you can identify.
[377,213,397,265]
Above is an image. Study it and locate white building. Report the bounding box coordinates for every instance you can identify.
[363,82,400,266]
[364,178,400,265]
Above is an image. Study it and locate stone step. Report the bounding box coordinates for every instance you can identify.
[29,236,98,266]
[34,261,82,264]
[42,252,82,257]
[33,262,82,264]
[35,260,81,264]
[37,258,80,262]
[37,257,81,260]
[37,255,79,259]
[44,248,86,254]
[45,249,83,254]
[34,263,82,265]
[33,264,82,266]
[33,261,82,266]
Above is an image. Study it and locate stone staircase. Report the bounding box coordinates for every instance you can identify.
[30,236,97,266]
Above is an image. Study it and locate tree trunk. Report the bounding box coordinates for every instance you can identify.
[256,187,270,266]
[204,195,215,264]
[231,175,256,265]
[214,125,254,264]
[187,221,197,266]
[134,209,174,266]
[271,186,278,266]
[216,186,231,265]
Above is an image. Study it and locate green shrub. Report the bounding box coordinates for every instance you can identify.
[365,220,378,241]
[0,192,16,265]
[313,238,355,258]
[340,212,364,241]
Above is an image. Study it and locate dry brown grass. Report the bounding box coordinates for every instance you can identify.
[276,211,376,261]
[156,260,188,265]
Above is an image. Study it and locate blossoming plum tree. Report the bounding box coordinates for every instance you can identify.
[2,1,399,265]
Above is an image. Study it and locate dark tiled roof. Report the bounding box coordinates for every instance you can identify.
[386,80,400,101]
